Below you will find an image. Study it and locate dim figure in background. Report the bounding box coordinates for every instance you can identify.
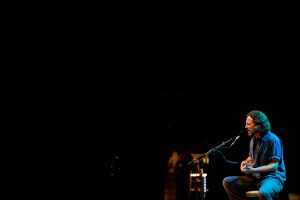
[174,145,193,200]
[165,145,193,200]
[223,110,286,200]
[168,150,179,174]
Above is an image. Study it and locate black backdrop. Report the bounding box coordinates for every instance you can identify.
[55,76,299,200]
[33,10,298,200]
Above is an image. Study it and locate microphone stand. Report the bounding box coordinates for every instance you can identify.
[188,136,236,200]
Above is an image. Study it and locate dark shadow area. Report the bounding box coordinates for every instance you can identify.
[45,71,298,200]
[32,10,298,200]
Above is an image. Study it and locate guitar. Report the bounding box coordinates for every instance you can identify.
[245,161,261,178]
[245,160,254,170]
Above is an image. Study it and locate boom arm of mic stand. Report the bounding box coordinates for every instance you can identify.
[188,136,235,166]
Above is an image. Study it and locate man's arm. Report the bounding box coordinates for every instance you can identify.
[240,156,254,172]
[244,158,279,174]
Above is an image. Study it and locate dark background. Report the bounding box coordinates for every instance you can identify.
[52,72,299,200]
[23,4,298,199]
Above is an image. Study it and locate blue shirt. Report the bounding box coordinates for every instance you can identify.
[249,131,286,184]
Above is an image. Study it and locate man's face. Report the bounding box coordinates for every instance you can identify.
[245,116,257,137]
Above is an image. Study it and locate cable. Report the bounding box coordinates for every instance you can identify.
[214,149,240,165]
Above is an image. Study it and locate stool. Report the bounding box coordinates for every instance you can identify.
[245,190,281,200]
[246,190,260,199]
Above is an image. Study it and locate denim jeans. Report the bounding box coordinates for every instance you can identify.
[223,175,283,200]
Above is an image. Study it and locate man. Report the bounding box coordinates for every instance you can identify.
[223,110,286,200]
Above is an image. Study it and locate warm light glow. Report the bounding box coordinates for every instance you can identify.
[190,173,201,177]
[191,153,209,164]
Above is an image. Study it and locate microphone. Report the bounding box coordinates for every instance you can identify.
[228,129,245,147]
[222,130,244,149]
[229,135,240,147]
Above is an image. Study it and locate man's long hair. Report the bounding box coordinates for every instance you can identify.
[246,110,271,133]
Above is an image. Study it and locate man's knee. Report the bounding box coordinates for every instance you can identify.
[223,177,231,188]
[258,189,275,200]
